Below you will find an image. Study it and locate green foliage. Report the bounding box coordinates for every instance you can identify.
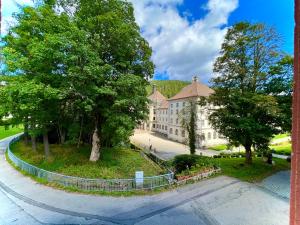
[267,55,293,133]
[1,0,154,160]
[180,101,197,154]
[207,22,289,164]
[147,80,190,98]
[172,154,199,173]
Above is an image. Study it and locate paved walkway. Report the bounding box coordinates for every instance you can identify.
[0,135,290,225]
[260,171,291,199]
[130,131,218,160]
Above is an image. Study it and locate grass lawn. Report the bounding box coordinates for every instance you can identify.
[208,144,228,151]
[272,133,290,140]
[171,155,290,183]
[11,141,163,179]
[270,142,291,155]
[216,157,290,183]
[0,125,23,140]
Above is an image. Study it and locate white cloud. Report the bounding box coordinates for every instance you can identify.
[1,0,34,36]
[129,0,238,82]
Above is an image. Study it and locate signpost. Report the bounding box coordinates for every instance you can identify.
[135,171,144,188]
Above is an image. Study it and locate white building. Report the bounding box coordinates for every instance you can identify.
[143,77,227,148]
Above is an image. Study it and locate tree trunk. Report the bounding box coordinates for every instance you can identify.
[24,121,29,145]
[244,143,252,164]
[60,129,66,145]
[31,135,37,152]
[77,117,83,148]
[89,125,100,162]
[58,126,66,145]
[43,132,50,159]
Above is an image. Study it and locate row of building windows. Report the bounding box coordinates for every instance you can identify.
[152,124,220,140]
[169,128,185,137]
[153,124,168,131]
[154,116,209,127]
[170,102,186,108]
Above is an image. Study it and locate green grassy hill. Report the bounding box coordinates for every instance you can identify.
[147,80,190,98]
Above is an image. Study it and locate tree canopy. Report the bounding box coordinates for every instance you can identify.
[205,22,293,164]
[0,0,154,161]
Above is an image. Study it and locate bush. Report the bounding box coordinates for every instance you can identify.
[172,154,199,173]
[218,152,245,158]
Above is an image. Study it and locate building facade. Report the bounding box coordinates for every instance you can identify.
[144,77,227,148]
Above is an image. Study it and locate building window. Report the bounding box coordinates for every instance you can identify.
[183,102,185,107]
[153,124,155,128]
[162,125,164,130]
[181,130,185,137]
[171,110,173,115]
[176,102,179,107]
[153,117,156,121]
[165,126,168,130]
[176,109,178,115]
[175,129,178,135]
[208,132,211,140]
[213,132,217,139]
[171,118,173,124]
[171,104,173,108]
[154,110,156,114]
[170,128,173,134]
[176,118,178,124]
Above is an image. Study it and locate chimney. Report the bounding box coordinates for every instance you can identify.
[192,76,198,83]
[152,84,157,93]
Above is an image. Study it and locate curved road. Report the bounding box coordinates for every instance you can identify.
[0,135,289,225]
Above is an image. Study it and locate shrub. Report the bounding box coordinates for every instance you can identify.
[172,154,199,173]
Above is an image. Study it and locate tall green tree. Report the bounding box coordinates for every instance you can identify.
[181,101,197,154]
[64,0,154,161]
[207,22,286,164]
[2,0,154,161]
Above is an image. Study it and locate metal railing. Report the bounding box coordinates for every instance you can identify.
[7,137,174,192]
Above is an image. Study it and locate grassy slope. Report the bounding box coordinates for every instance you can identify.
[216,157,290,182]
[0,126,23,140]
[209,134,292,154]
[147,80,190,98]
[11,141,163,179]
[272,133,289,140]
[208,144,227,151]
[270,142,292,155]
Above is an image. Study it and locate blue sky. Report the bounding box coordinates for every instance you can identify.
[2,0,294,82]
[177,0,294,54]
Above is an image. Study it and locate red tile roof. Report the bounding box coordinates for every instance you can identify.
[148,90,166,102]
[168,80,214,100]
